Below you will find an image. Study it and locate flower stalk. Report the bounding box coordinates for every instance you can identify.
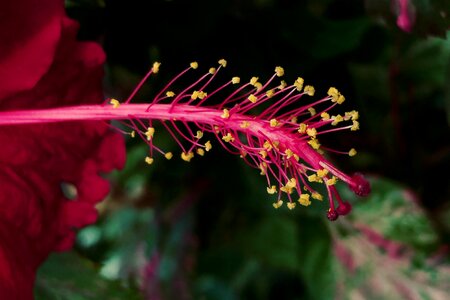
[0,59,370,220]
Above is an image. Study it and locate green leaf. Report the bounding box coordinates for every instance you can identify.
[35,252,141,300]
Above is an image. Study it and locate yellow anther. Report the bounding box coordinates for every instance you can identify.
[240,121,250,129]
[165,152,173,160]
[273,200,283,209]
[285,149,294,159]
[275,66,285,77]
[304,85,315,96]
[267,185,277,194]
[110,98,120,108]
[308,107,316,116]
[327,87,339,98]
[222,133,235,142]
[191,90,199,100]
[278,80,287,90]
[145,156,154,165]
[209,67,216,74]
[152,62,161,73]
[195,131,203,139]
[181,151,194,162]
[290,116,298,123]
[221,108,230,119]
[331,114,344,126]
[272,141,280,150]
[218,59,227,67]
[349,148,357,157]
[312,192,323,201]
[351,120,360,131]
[259,150,267,158]
[287,202,296,210]
[326,176,337,186]
[197,148,205,156]
[248,94,258,103]
[308,138,321,150]
[130,131,136,138]
[306,127,317,137]
[190,61,198,69]
[294,77,304,91]
[198,91,207,99]
[254,82,263,91]
[316,169,329,178]
[263,140,273,151]
[269,119,279,127]
[145,127,155,140]
[259,162,267,175]
[298,123,308,134]
[293,154,299,161]
[307,174,322,183]
[232,77,241,84]
[266,89,275,98]
[205,141,212,151]
[166,91,175,97]
[321,112,330,120]
[337,94,345,104]
[280,178,296,194]
[345,110,359,121]
[250,77,259,85]
[298,194,311,206]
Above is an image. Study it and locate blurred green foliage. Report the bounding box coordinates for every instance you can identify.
[37,0,449,299]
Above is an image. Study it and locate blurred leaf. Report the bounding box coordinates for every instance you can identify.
[35,251,141,300]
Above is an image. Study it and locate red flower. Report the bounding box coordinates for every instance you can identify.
[0,0,125,298]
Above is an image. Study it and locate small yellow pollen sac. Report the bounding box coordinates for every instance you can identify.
[145,156,154,165]
[308,138,321,150]
[191,90,199,100]
[275,66,284,77]
[345,110,359,121]
[351,120,360,131]
[337,94,345,104]
[254,82,263,91]
[294,77,304,91]
[263,140,273,151]
[278,80,287,90]
[222,133,235,142]
[321,112,330,120]
[298,194,311,206]
[327,87,339,98]
[181,151,194,162]
[298,123,308,134]
[285,149,294,159]
[308,107,316,116]
[266,89,275,98]
[110,98,120,108]
[306,127,317,138]
[165,152,173,160]
[250,77,259,85]
[166,91,175,97]
[259,162,267,175]
[331,115,344,126]
[326,176,337,186]
[196,148,205,156]
[218,59,227,67]
[205,141,212,151]
[130,131,136,138]
[269,119,279,127]
[198,91,207,99]
[312,192,323,201]
[349,148,357,157]
[152,62,161,73]
[316,169,329,178]
[209,67,216,74]
[145,127,155,140]
[240,121,250,129]
[190,62,198,69]
[287,202,296,210]
[267,185,277,194]
[195,131,203,139]
[221,108,230,119]
[232,77,241,84]
[273,200,283,209]
[248,94,258,103]
[304,85,315,96]
[259,150,267,158]
[290,116,298,123]
[308,174,319,183]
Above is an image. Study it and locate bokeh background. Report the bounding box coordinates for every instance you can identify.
[35,0,449,299]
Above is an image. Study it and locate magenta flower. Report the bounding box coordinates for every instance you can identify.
[0,60,370,222]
